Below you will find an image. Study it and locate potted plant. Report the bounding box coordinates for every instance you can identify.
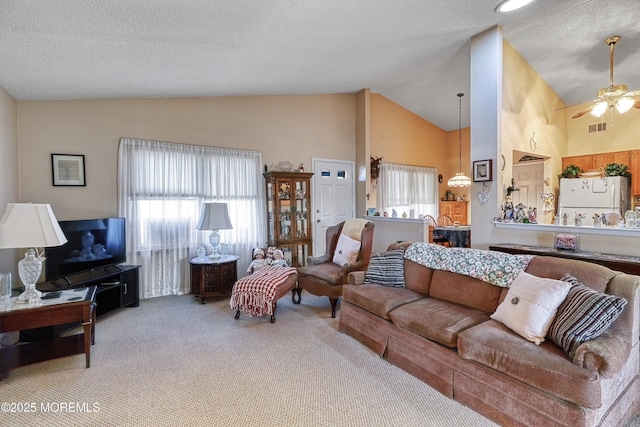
[558,164,583,179]
[604,163,631,177]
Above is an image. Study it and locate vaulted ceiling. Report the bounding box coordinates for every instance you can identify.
[1,0,639,131]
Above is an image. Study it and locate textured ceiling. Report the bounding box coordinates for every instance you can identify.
[1,0,639,130]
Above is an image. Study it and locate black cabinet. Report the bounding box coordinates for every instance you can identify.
[39,265,140,318]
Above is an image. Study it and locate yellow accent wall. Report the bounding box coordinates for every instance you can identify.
[369,93,470,206]
[501,40,567,223]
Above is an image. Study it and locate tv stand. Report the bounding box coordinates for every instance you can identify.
[40,264,140,317]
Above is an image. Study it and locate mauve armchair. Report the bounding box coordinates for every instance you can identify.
[296,220,375,318]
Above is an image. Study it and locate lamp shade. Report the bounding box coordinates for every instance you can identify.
[0,203,67,249]
[196,203,233,231]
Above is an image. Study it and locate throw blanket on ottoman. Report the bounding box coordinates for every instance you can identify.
[230,266,297,316]
[404,242,534,287]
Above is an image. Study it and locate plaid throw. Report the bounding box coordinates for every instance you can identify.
[230,266,297,317]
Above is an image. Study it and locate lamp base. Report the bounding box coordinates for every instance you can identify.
[209,230,221,260]
[17,248,43,305]
[17,285,42,305]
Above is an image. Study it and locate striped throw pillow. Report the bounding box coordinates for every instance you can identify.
[547,274,627,359]
[363,249,405,287]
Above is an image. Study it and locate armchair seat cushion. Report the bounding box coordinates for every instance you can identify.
[297,262,344,286]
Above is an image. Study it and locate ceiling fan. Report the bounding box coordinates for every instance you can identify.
[572,36,640,119]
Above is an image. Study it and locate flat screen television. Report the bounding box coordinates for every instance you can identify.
[45,217,127,281]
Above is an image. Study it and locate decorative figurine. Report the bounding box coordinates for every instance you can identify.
[269,249,288,267]
[246,248,267,274]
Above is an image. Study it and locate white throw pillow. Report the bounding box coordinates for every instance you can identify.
[332,233,361,267]
[490,271,572,345]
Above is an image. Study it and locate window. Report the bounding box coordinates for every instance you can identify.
[376,163,439,217]
[118,138,265,299]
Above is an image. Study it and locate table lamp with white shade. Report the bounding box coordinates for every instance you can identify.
[196,202,233,259]
[0,203,68,304]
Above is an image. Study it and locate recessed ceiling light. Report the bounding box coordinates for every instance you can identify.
[496,0,535,13]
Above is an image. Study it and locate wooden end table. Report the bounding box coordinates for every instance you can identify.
[0,286,97,379]
[190,255,239,303]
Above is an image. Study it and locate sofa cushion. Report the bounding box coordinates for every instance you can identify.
[524,256,616,293]
[548,274,628,359]
[297,262,343,286]
[342,284,423,320]
[363,248,405,287]
[403,259,434,294]
[389,298,491,348]
[458,320,601,408]
[490,271,571,345]
[429,270,502,313]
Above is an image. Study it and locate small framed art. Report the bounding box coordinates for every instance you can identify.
[52,154,86,186]
[473,159,493,182]
[554,233,579,251]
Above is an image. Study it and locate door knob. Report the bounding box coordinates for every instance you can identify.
[316,219,321,223]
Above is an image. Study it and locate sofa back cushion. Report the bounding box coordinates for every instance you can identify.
[403,259,434,295]
[429,270,503,313]
[525,256,616,293]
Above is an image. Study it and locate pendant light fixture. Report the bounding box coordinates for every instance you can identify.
[447,92,471,188]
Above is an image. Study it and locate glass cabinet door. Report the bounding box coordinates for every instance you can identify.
[293,178,309,239]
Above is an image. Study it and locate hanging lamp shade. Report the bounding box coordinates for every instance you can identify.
[447,92,471,188]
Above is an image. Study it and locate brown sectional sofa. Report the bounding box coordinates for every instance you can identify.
[338,242,640,427]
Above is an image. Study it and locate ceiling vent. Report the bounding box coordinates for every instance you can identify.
[588,123,607,133]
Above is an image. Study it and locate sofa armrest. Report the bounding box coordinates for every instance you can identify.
[307,254,331,265]
[572,327,631,378]
[348,271,366,285]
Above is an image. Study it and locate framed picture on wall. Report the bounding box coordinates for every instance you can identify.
[52,153,86,186]
[472,159,493,182]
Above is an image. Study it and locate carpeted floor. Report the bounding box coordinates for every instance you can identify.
[2,292,639,426]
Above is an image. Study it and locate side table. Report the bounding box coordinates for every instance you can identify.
[190,255,239,303]
[0,286,97,379]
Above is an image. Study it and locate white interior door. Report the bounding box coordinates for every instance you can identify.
[512,162,544,217]
[312,159,355,255]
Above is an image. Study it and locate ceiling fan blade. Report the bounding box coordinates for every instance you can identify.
[553,99,592,112]
[571,103,596,119]
[634,99,640,109]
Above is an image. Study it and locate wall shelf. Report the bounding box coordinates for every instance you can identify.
[492,221,640,238]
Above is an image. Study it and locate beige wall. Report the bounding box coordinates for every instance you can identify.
[0,86,19,273]
[17,95,357,220]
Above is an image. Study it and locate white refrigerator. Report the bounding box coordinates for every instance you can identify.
[558,176,630,222]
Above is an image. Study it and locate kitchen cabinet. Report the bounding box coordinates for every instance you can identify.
[562,150,631,173]
[439,201,468,224]
[631,150,640,198]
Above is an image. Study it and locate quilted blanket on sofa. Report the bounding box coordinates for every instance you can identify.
[404,242,534,287]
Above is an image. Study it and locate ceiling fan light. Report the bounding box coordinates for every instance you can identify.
[447,172,471,188]
[591,101,608,118]
[496,0,535,13]
[615,97,635,114]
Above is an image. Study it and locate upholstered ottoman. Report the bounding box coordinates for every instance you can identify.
[230,266,298,323]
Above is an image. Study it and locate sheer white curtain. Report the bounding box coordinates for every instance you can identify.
[377,163,439,217]
[118,138,265,299]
